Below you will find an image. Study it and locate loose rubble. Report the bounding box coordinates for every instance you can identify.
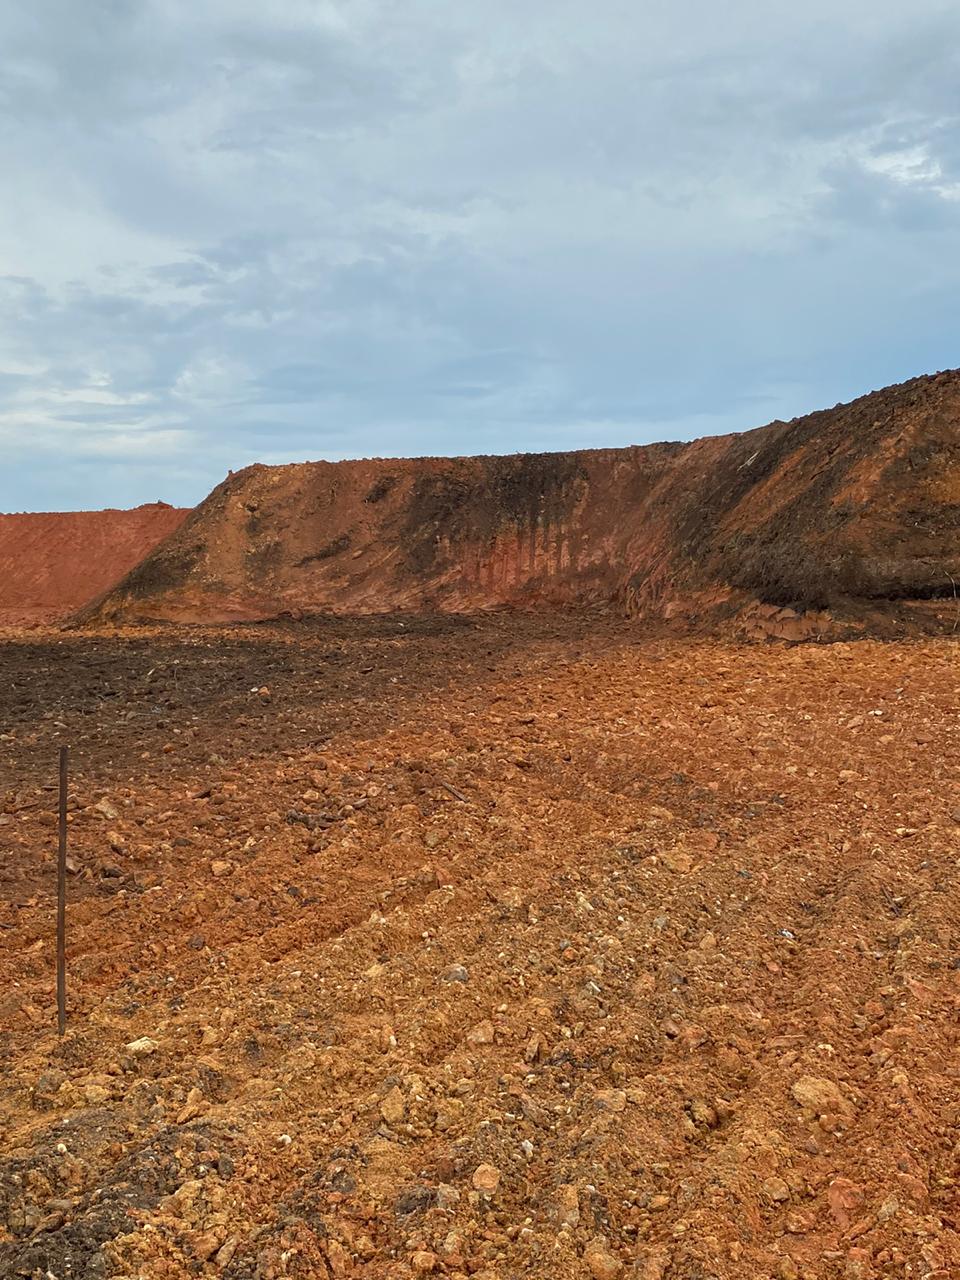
[0,615,958,1278]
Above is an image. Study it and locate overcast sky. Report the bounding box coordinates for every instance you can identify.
[2,1,959,510]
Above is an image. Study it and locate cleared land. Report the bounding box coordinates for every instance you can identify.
[1,617,958,1279]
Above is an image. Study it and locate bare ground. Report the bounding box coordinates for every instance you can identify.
[1,617,958,1279]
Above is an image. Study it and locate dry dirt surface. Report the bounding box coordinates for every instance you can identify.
[0,505,189,627]
[1,616,958,1280]
[81,369,960,628]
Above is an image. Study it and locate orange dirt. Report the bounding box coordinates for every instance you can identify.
[1,616,958,1279]
[0,503,189,626]
[80,371,960,629]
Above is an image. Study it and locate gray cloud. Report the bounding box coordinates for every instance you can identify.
[2,0,960,508]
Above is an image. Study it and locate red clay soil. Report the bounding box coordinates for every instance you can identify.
[0,617,958,1279]
[0,503,189,626]
[79,371,960,630]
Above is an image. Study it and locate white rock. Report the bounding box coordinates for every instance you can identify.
[125,1037,159,1056]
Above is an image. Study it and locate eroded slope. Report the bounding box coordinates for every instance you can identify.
[80,371,960,626]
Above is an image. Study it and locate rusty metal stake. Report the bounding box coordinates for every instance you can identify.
[57,745,68,1036]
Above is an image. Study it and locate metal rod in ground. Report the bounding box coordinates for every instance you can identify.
[57,745,68,1037]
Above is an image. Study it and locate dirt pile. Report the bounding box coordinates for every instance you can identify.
[78,370,960,627]
[1,619,958,1278]
[0,503,189,625]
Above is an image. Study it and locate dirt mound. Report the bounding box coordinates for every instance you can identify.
[0,503,189,625]
[79,371,960,627]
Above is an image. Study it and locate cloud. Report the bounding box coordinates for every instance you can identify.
[1,0,960,508]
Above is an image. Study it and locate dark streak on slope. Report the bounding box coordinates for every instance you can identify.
[73,370,960,627]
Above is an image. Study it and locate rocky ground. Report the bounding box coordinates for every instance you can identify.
[0,615,958,1279]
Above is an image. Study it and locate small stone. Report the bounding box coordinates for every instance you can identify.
[677,1022,709,1050]
[556,1183,580,1226]
[472,1163,501,1196]
[190,1231,223,1262]
[215,1237,239,1268]
[411,1251,439,1273]
[761,1176,791,1203]
[895,1171,929,1206]
[441,964,470,984]
[689,1098,718,1128]
[828,1177,864,1229]
[584,1238,623,1279]
[380,1085,406,1125]
[325,1240,350,1276]
[660,847,693,874]
[436,1183,460,1210]
[210,859,233,877]
[177,1087,206,1124]
[434,1102,461,1131]
[394,1184,435,1216]
[877,1194,899,1221]
[125,1036,158,1056]
[32,1069,67,1109]
[594,1089,627,1112]
[440,1228,466,1258]
[844,1247,872,1279]
[637,1250,671,1280]
[466,1019,495,1045]
[791,1075,852,1116]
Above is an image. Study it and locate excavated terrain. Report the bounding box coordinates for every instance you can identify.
[79,371,960,630]
[1,615,958,1280]
[0,505,189,626]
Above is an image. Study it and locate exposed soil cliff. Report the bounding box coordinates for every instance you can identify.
[79,371,960,627]
[0,503,189,625]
